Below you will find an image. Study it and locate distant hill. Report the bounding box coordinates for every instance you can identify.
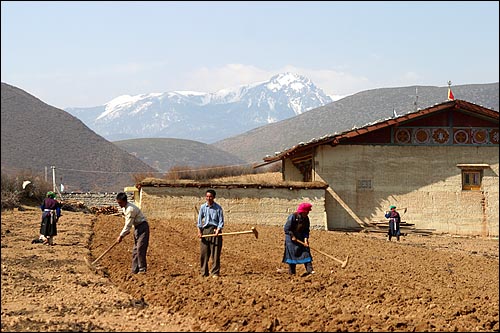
[213,83,499,163]
[113,138,247,173]
[1,82,157,192]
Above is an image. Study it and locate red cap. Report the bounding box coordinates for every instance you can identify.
[297,202,312,213]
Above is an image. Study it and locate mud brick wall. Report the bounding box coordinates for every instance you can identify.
[139,186,327,230]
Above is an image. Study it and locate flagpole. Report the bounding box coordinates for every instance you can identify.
[447,80,454,101]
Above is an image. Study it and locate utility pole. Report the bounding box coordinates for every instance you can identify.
[51,166,56,192]
[45,166,48,182]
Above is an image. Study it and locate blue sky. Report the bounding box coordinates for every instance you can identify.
[1,1,499,109]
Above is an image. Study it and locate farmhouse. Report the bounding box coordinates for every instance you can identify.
[261,99,499,237]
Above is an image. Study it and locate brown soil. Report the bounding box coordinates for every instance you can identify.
[1,207,499,332]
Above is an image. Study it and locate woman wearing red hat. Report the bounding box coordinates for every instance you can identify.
[282,202,314,276]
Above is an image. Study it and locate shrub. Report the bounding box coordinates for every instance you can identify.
[132,172,159,185]
[163,162,281,181]
[1,190,20,210]
[1,171,52,210]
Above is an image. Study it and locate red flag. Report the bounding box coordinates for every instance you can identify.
[448,87,455,100]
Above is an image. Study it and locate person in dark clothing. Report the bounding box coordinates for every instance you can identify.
[385,205,401,241]
[39,191,62,245]
[282,202,315,276]
[116,192,150,274]
[197,189,224,278]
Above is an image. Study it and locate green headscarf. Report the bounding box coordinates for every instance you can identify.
[389,205,396,210]
[47,191,56,199]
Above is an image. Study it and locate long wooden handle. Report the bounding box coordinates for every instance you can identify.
[201,230,254,238]
[294,239,346,266]
[92,241,119,265]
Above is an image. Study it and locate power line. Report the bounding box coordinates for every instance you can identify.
[3,163,259,176]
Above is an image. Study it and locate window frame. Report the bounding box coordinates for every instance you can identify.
[462,170,482,191]
[456,164,489,191]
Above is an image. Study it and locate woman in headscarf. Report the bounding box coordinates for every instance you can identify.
[385,205,401,241]
[282,202,314,276]
[39,191,62,245]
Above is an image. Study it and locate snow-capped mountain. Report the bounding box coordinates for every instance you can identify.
[65,73,333,143]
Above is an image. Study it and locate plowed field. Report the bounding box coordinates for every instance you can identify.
[2,207,498,332]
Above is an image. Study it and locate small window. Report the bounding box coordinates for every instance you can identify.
[296,160,312,182]
[462,170,482,191]
[357,179,372,191]
[457,164,488,191]
[292,155,313,182]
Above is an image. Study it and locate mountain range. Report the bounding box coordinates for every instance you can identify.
[65,73,333,143]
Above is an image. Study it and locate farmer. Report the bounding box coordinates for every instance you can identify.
[116,192,150,274]
[282,202,315,276]
[39,191,62,245]
[385,205,401,241]
[197,189,224,278]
